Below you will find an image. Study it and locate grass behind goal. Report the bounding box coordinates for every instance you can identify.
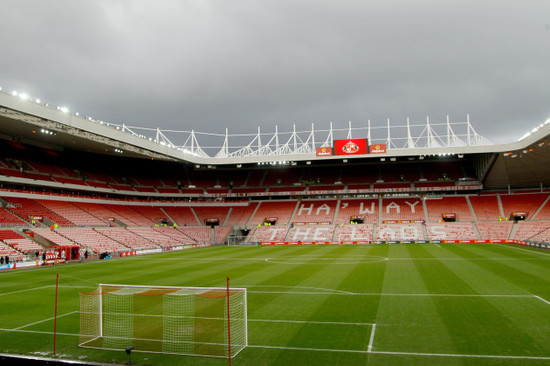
[2,243,550,365]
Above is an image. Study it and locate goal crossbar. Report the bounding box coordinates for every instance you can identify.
[79,284,247,358]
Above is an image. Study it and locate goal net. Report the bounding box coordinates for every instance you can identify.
[79,284,247,358]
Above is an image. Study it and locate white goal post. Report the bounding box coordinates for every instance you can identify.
[79,284,247,358]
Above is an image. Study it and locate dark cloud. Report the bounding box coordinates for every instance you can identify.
[1,0,549,148]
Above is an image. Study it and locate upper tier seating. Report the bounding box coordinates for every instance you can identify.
[101,204,155,226]
[500,193,547,220]
[4,197,75,226]
[248,201,298,226]
[224,203,258,226]
[35,200,106,226]
[0,208,28,226]
[469,195,501,221]
[424,196,474,222]
[335,199,379,224]
[178,227,212,244]
[292,200,337,223]
[193,207,230,226]
[162,207,201,226]
[380,197,425,222]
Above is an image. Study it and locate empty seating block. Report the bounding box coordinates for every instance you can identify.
[32,228,77,247]
[381,198,425,222]
[224,203,258,226]
[152,227,196,245]
[334,224,374,242]
[293,200,337,224]
[425,196,474,222]
[101,205,154,226]
[469,195,501,221]
[249,226,289,243]
[4,197,75,226]
[335,199,378,224]
[162,207,200,226]
[0,209,28,226]
[194,207,230,226]
[178,227,212,244]
[35,200,106,226]
[376,224,425,241]
[97,227,159,250]
[512,221,550,240]
[4,238,43,254]
[56,228,127,253]
[475,222,513,240]
[426,223,478,240]
[248,201,298,226]
[286,224,335,242]
[500,193,547,220]
[214,226,232,244]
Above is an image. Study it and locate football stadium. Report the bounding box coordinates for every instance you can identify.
[1,89,550,366]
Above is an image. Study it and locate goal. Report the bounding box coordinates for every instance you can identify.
[79,284,247,358]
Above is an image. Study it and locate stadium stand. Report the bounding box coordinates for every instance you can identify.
[500,193,548,220]
[469,195,502,221]
[375,223,425,241]
[224,203,258,226]
[35,200,106,227]
[0,207,28,226]
[193,206,230,226]
[292,200,338,223]
[335,198,379,224]
[511,221,550,240]
[381,197,425,222]
[424,196,474,222]
[57,227,129,253]
[286,224,335,242]
[161,207,201,226]
[426,223,478,240]
[247,201,298,226]
[475,222,514,240]
[334,224,374,242]
[248,225,289,243]
[3,197,75,226]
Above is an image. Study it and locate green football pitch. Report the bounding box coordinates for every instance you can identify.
[2,243,550,366]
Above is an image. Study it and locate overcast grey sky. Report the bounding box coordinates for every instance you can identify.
[1,0,549,146]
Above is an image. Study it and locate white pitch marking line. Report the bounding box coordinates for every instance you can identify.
[248,290,533,298]
[498,243,550,257]
[434,244,442,248]
[3,327,550,361]
[250,319,374,326]
[368,324,376,352]
[534,295,550,306]
[0,285,52,297]
[13,311,78,331]
[246,344,550,360]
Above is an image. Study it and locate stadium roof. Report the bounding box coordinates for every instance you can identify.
[1,90,549,189]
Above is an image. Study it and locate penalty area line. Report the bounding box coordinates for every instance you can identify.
[534,295,550,306]
[368,324,376,352]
